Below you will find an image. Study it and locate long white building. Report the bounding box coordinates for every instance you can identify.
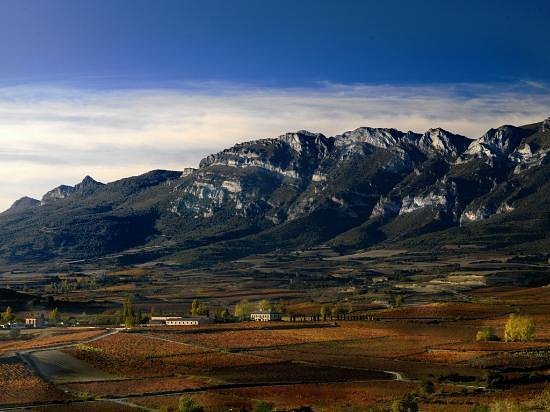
[150,316,213,326]
[250,310,282,322]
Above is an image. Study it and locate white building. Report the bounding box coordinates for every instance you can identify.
[250,310,282,322]
[150,316,213,326]
[25,318,43,328]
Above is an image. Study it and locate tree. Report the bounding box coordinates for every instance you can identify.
[331,304,348,320]
[420,380,435,396]
[489,399,522,412]
[470,405,489,412]
[252,401,274,412]
[191,300,209,316]
[392,394,418,412]
[50,308,59,325]
[191,300,200,316]
[504,314,535,342]
[258,299,271,311]
[178,396,204,412]
[234,299,253,320]
[122,297,137,328]
[484,371,504,389]
[393,295,403,307]
[275,300,287,315]
[320,305,330,321]
[216,308,231,322]
[124,316,136,328]
[196,305,209,316]
[476,326,498,342]
[2,306,14,323]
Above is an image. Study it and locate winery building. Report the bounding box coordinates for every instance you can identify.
[149,316,213,326]
[250,310,282,322]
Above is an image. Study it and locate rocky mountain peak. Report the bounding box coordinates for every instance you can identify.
[541,117,550,132]
[7,196,39,213]
[40,176,104,205]
[278,130,328,154]
[462,125,531,160]
[418,128,471,157]
[478,125,527,154]
[74,175,104,192]
[41,185,76,204]
[335,127,405,149]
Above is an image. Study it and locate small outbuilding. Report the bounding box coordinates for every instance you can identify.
[25,318,43,328]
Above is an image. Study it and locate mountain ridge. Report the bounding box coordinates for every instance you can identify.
[1,118,548,265]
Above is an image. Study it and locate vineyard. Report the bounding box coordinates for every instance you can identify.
[64,333,281,377]
[0,328,106,356]
[0,358,70,405]
[0,285,548,410]
[154,322,396,349]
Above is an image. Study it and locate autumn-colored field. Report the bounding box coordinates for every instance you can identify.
[65,375,210,397]
[64,332,280,378]
[0,358,70,405]
[372,301,512,319]
[0,285,549,410]
[155,322,396,349]
[0,328,106,356]
[127,381,420,411]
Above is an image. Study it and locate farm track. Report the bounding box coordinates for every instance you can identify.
[4,328,152,411]
[16,328,120,381]
[0,399,154,411]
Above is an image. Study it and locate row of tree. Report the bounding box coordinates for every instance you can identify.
[232,299,365,321]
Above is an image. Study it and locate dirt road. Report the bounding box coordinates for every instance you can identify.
[22,349,117,384]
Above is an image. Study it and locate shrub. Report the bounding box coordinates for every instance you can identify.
[476,326,499,342]
[527,387,550,410]
[504,314,535,342]
[253,401,274,412]
[391,393,418,412]
[484,371,504,389]
[8,328,21,339]
[420,380,435,396]
[489,399,523,412]
[471,405,490,412]
[178,396,204,412]
[234,299,253,320]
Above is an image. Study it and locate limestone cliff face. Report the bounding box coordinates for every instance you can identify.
[167,120,546,229]
[41,176,104,205]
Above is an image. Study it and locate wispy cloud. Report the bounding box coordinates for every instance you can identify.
[0,81,549,212]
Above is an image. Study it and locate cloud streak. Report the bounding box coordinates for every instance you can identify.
[0,81,549,212]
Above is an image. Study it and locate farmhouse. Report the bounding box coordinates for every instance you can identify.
[25,318,43,328]
[250,309,282,322]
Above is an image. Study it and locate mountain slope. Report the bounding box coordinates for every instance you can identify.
[0,118,548,265]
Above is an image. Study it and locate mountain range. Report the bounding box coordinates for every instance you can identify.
[1,117,549,265]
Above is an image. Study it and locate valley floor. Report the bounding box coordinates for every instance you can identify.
[0,286,549,411]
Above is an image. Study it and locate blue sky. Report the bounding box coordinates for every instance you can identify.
[0,1,549,211]
[2,0,550,87]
